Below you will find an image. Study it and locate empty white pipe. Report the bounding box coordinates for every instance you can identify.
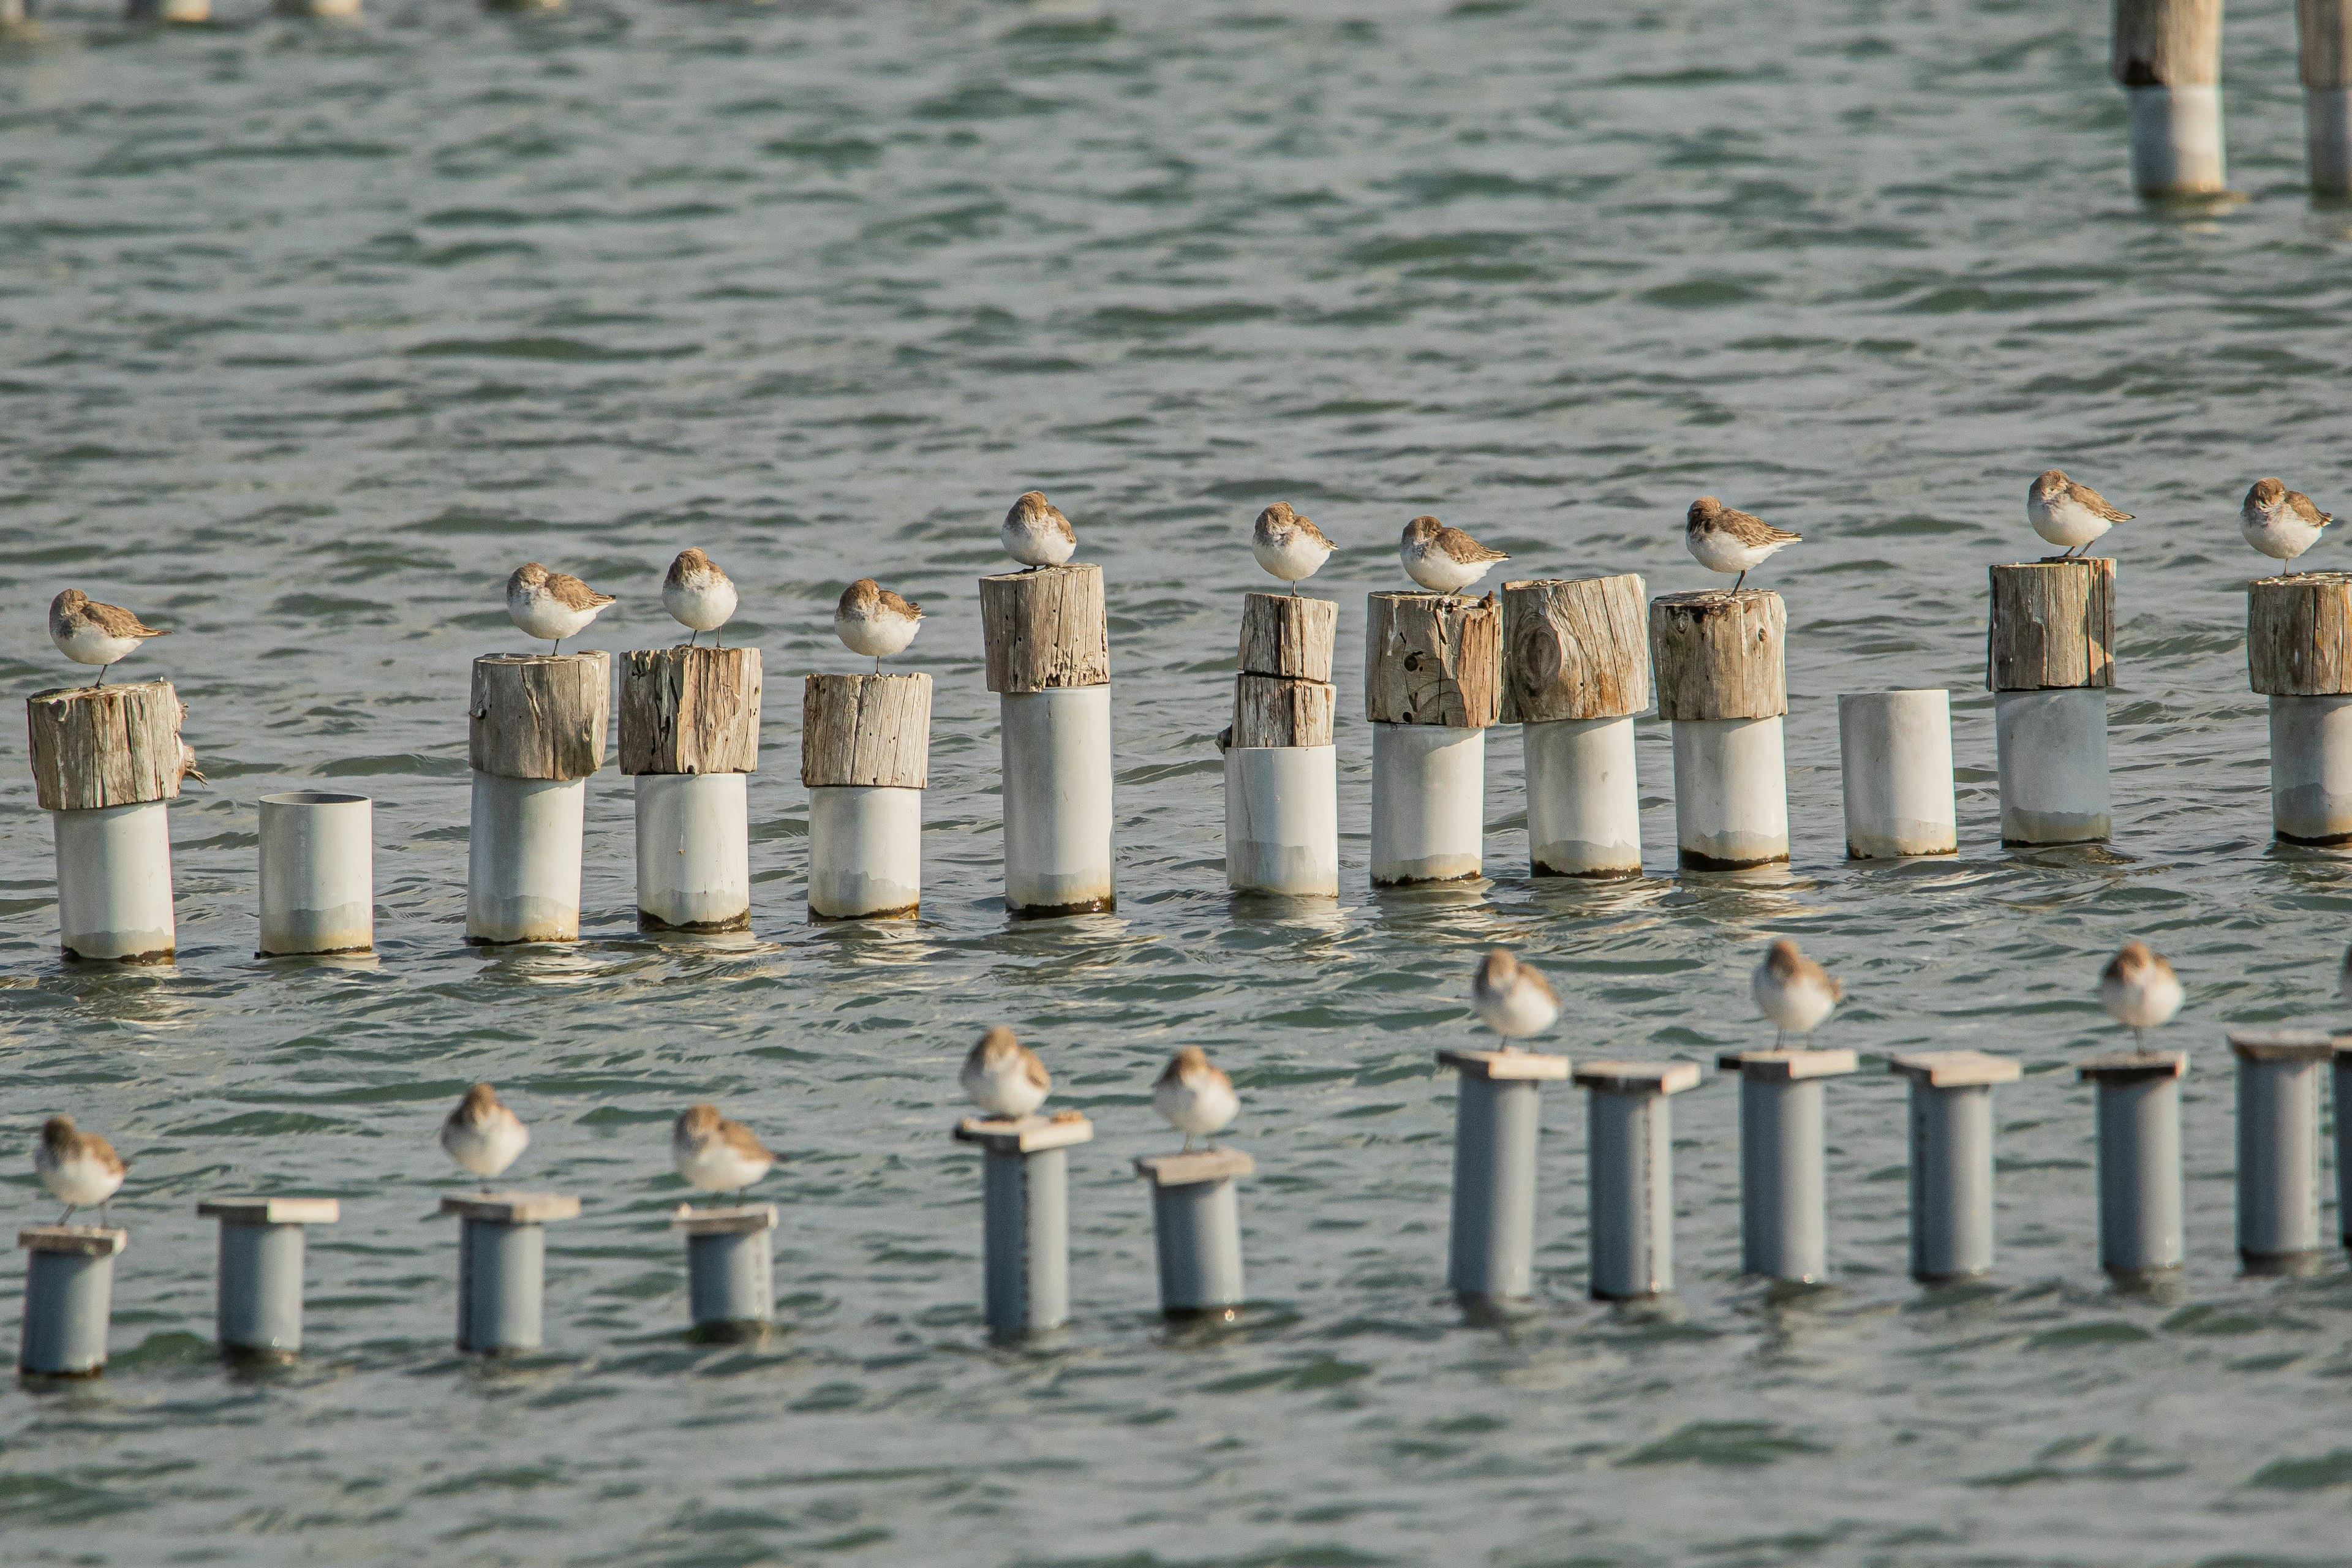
[2268,695,2352,845]
[2312,89,2352,197]
[634,772,750,932]
[1000,687,1114,916]
[53,801,175,963]
[1224,746,1338,897]
[258,791,374,956]
[1370,723,1483,885]
[809,785,922,919]
[466,773,584,944]
[1669,716,1787,870]
[1838,691,1957,859]
[1524,715,1642,878]
[1994,690,2109,845]
[2128,84,2225,197]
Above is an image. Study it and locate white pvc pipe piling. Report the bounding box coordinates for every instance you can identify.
[2081,1051,2187,1275]
[466,774,586,944]
[2267,695,2352,845]
[257,792,374,956]
[1669,717,1788,870]
[673,1205,777,1337]
[442,1193,579,1354]
[1223,746,1340,897]
[1000,688,1115,916]
[18,1226,124,1378]
[2230,1031,2330,1268]
[1576,1061,1700,1300]
[52,800,175,963]
[956,1114,1093,1335]
[633,772,751,932]
[198,1197,337,1357]
[1441,1050,1569,1300]
[1994,689,2111,846]
[1370,723,1484,885]
[1891,1052,2019,1283]
[808,786,923,919]
[1720,1049,1857,1283]
[1836,691,1958,859]
[2127,85,2226,197]
[1523,716,1642,878]
[1135,1149,1251,1318]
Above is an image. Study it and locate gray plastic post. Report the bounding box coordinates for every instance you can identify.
[198,1198,339,1356]
[1719,1050,1858,1282]
[1441,1050,1569,1300]
[2080,1051,2187,1274]
[673,1204,776,1333]
[2231,1031,2330,1266]
[1575,1060,1701,1300]
[17,1227,125,1378]
[1134,1148,1252,1316]
[440,1193,579,1354]
[1891,1053,2018,1281]
[956,1114,1093,1335]
[2335,1040,2352,1249]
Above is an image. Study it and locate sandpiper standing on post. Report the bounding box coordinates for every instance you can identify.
[835,579,924,672]
[34,1115,127,1227]
[2098,940,2182,1048]
[48,589,169,688]
[440,1084,530,1188]
[2028,470,2132,559]
[507,563,616,655]
[960,1025,1052,1118]
[1398,516,1507,598]
[1153,1047,1238,1152]
[1752,938,1842,1047]
[662,548,738,647]
[1685,497,1801,595]
[1001,491,1077,572]
[1470,948,1559,1048]
[2241,478,2334,570]
[1253,503,1338,595]
[671,1104,777,1196]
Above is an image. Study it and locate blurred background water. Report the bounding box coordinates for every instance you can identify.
[4,0,2352,1562]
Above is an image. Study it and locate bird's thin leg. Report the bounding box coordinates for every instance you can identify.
[1731,570,1747,595]
[1774,1027,1785,1050]
[56,1205,73,1227]
[2134,1025,2144,1050]
[1289,581,1298,597]
[715,632,723,650]
[94,665,108,688]
[1183,1134,1196,1153]
[552,638,564,657]
[873,655,882,674]
[99,1202,110,1229]
[684,630,697,649]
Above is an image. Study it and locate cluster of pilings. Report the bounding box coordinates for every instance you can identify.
[2117,0,2352,199]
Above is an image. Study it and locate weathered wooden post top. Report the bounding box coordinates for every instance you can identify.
[1988,557,2114,846]
[28,679,186,963]
[1226,592,1340,897]
[620,644,762,933]
[2248,572,2352,846]
[982,562,1114,917]
[467,650,609,944]
[2113,0,2227,197]
[1648,587,1788,870]
[1365,590,1501,886]
[1502,574,1648,879]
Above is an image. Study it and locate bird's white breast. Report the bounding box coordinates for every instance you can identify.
[443,1115,527,1178]
[1754,970,1837,1033]
[1254,530,1331,583]
[675,1136,769,1193]
[1402,541,1488,594]
[1002,514,1076,568]
[508,586,597,643]
[2243,508,2321,562]
[1687,527,1776,575]
[2029,496,2111,549]
[837,606,921,658]
[35,1148,123,1207]
[1155,1074,1237,1136]
[53,620,142,668]
[962,1058,1047,1118]
[664,576,737,631]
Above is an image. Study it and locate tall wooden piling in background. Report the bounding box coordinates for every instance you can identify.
[1988,560,2114,846]
[1365,591,1500,885]
[2113,0,2226,197]
[1502,575,1648,878]
[2302,0,2352,195]
[1226,594,1339,897]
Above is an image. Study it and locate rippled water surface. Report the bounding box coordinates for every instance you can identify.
[6,1,2352,1562]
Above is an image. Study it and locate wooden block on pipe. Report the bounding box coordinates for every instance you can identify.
[1501,575,1651,723]
[26,680,183,812]
[981,564,1109,693]
[1574,1059,1703,1096]
[1986,560,2114,691]
[2113,0,2222,86]
[1888,1050,2021,1088]
[1647,589,1786,722]
[1133,1148,1253,1186]
[620,646,761,775]
[18,1226,127,1257]
[468,652,610,780]
[2077,1050,2187,1083]
[670,1203,778,1236]
[801,673,931,788]
[1716,1047,1859,1082]
[953,1112,1095,1154]
[437,1191,580,1224]
[196,1197,340,1226]
[1238,593,1337,682]
[1364,591,1501,727]
[1437,1048,1571,1082]
[2302,0,2352,89]
[1232,674,1335,748]
[2248,575,2352,695]
[2226,1028,2334,1063]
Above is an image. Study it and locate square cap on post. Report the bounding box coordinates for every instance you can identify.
[1888,1050,2022,1088]
[2228,1029,2334,1063]
[439,1192,581,1224]
[197,1197,341,1226]
[2078,1049,2187,1082]
[1716,1048,1858,1081]
[1574,1060,1702,1096]
[18,1226,127,1257]
[1134,1148,1254,1188]
[669,1203,778,1237]
[953,1113,1095,1155]
[1438,1049,1570,1081]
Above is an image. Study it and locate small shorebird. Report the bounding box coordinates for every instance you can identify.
[178,739,207,786]
[1153,1047,1237,1152]
[2098,940,2182,1048]
[1253,502,1337,594]
[34,1115,126,1227]
[672,1103,777,1196]
[2241,478,2333,570]
[507,563,616,654]
[1398,515,1507,598]
[835,578,924,671]
[2029,469,2132,559]
[1752,938,1842,1047]
[1470,948,1559,1047]
[1002,490,1077,571]
[49,589,169,688]
[440,1083,529,1186]
[1686,497,1800,594]
[960,1025,1051,1119]
[662,548,738,647]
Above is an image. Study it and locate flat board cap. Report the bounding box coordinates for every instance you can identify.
[439,1191,581,1224]
[2228,1030,2334,1063]
[952,1112,1095,1154]
[20,1225,126,1256]
[1438,1048,1570,1082]
[197,1197,341,1226]
[2077,1049,2187,1082]
[670,1202,778,1236]
[1889,1050,2022,1088]
[1134,1147,1254,1187]
[1716,1048,1859,1082]
[1574,1059,1702,1095]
